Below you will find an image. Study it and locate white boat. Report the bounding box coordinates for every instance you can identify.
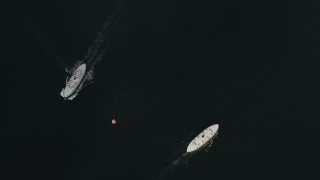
[187,124,219,153]
[60,63,86,100]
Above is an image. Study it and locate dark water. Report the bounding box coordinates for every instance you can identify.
[4,0,320,179]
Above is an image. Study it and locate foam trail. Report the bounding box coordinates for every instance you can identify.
[153,129,218,180]
[154,153,190,180]
[152,139,191,180]
[84,0,125,67]
[62,0,126,100]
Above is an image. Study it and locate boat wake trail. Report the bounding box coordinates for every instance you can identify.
[63,0,126,100]
[153,153,190,180]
